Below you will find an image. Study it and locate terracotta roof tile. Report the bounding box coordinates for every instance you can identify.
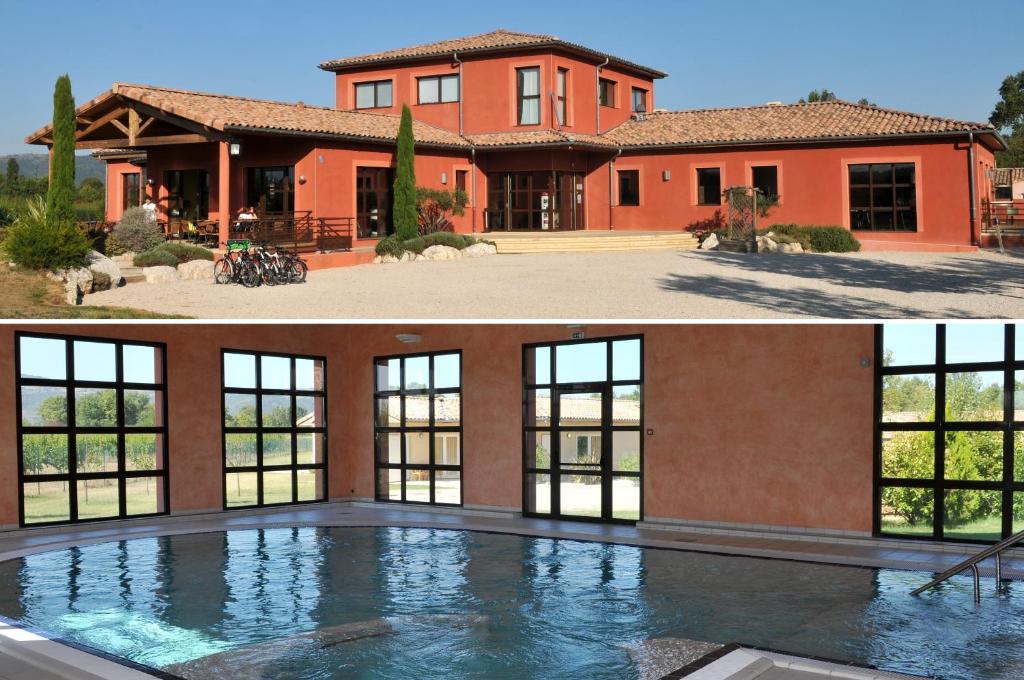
[602,100,997,148]
[467,129,615,149]
[319,29,666,78]
[27,83,468,148]
[993,167,1024,184]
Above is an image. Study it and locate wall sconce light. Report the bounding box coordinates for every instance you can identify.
[298,175,307,185]
[395,333,422,344]
[662,170,671,181]
[860,357,872,368]
[229,142,242,156]
[441,172,448,185]
[146,178,155,186]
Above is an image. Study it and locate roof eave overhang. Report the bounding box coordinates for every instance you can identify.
[319,42,667,80]
[472,141,616,152]
[613,130,1005,152]
[224,124,470,151]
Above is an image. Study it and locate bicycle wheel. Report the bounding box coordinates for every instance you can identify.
[239,261,261,288]
[289,259,308,284]
[259,261,276,286]
[214,258,233,285]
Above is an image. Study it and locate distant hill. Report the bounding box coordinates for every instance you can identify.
[1,153,106,184]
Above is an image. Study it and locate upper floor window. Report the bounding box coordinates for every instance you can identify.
[631,87,647,114]
[751,165,779,199]
[455,169,467,193]
[517,67,541,125]
[556,68,568,126]
[222,350,328,509]
[995,185,1012,201]
[16,333,169,526]
[599,78,616,108]
[618,170,639,206]
[418,74,459,104]
[696,167,722,205]
[849,163,916,231]
[355,80,393,109]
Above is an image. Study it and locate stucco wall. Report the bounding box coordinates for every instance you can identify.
[0,324,874,533]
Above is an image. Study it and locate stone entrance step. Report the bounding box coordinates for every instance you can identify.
[486,231,699,254]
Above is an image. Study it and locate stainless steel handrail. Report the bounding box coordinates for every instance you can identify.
[910,528,1024,602]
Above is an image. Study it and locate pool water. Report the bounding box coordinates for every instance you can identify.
[0,527,1021,680]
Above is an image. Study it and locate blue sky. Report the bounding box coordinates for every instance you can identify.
[1,0,1021,156]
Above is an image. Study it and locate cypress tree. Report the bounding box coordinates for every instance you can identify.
[46,74,76,224]
[393,105,418,240]
[6,157,19,183]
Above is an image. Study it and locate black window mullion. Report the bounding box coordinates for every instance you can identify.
[1003,324,1015,538]
[115,342,127,518]
[934,325,946,539]
[67,340,78,522]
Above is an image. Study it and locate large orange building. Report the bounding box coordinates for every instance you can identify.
[26,30,1006,253]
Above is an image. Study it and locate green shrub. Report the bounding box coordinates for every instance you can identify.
[804,226,860,253]
[0,204,14,228]
[2,197,92,271]
[158,242,214,263]
[402,236,427,254]
[112,207,163,253]
[374,235,405,258]
[762,224,860,253]
[102,234,128,256]
[423,232,467,249]
[133,248,179,268]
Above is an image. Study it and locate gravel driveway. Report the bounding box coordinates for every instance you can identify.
[85,250,1024,319]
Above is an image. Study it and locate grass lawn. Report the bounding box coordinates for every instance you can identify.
[882,514,1019,541]
[23,477,162,524]
[0,258,187,319]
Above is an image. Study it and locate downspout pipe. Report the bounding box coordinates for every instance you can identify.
[453,52,464,136]
[608,147,622,230]
[967,131,978,246]
[470,145,477,233]
[596,57,609,134]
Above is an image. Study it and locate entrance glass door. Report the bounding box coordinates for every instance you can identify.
[523,336,643,523]
[486,171,584,231]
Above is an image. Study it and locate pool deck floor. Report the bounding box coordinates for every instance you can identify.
[0,501,1019,679]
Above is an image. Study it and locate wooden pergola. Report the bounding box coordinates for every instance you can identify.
[25,88,237,243]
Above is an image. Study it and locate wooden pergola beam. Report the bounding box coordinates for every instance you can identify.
[76,133,210,149]
[75,106,127,139]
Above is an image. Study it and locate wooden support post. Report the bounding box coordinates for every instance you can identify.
[128,108,141,146]
[218,141,232,248]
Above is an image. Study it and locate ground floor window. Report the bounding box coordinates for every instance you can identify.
[16,332,168,526]
[222,350,327,509]
[523,335,643,523]
[122,172,141,211]
[850,162,916,231]
[374,351,462,505]
[246,166,294,215]
[696,167,721,205]
[751,165,779,199]
[876,323,1024,542]
[995,185,1013,201]
[166,169,210,222]
[618,170,640,206]
[486,171,584,231]
[356,167,394,238]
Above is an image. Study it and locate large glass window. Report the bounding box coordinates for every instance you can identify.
[850,162,917,231]
[556,68,568,125]
[523,336,643,523]
[355,80,393,109]
[246,166,294,215]
[418,74,459,104]
[122,173,141,211]
[222,350,327,509]
[752,165,779,200]
[876,323,1024,542]
[517,67,541,125]
[374,351,462,505]
[631,87,647,114]
[165,169,210,222]
[16,333,168,526]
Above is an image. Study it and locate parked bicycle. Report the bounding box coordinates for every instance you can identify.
[214,240,307,287]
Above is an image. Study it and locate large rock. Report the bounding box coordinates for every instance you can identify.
[178,259,215,281]
[48,267,94,305]
[142,265,180,283]
[87,250,124,288]
[421,245,461,261]
[779,242,804,254]
[756,235,779,253]
[461,242,497,258]
[699,233,719,250]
